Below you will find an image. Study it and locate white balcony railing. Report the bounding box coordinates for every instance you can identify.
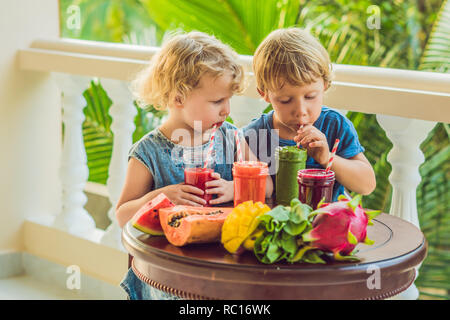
[18,38,450,299]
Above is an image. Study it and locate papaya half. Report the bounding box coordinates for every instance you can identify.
[159,206,233,246]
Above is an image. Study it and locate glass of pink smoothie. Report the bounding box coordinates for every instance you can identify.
[184,167,214,206]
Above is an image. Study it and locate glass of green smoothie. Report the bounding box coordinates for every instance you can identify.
[275,146,307,206]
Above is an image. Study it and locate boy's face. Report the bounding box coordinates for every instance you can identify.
[260,78,326,131]
[177,71,233,132]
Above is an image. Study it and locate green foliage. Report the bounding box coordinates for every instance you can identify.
[81,80,165,184]
[132,104,167,144]
[82,81,112,185]
[420,0,450,72]
[416,123,450,299]
[413,0,450,299]
[138,0,301,55]
[60,0,162,44]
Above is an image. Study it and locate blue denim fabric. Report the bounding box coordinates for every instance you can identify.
[129,122,238,191]
[120,268,182,300]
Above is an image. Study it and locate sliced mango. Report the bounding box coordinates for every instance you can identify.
[221,201,270,253]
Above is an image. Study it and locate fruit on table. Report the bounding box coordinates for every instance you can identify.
[302,194,380,261]
[253,199,316,264]
[221,201,271,254]
[132,193,174,235]
[159,206,233,246]
[253,196,380,264]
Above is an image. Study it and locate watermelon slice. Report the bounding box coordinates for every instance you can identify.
[131,193,174,235]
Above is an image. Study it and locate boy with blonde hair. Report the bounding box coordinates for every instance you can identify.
[243,28,376,201]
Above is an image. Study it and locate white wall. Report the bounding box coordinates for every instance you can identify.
[0,0,60,251]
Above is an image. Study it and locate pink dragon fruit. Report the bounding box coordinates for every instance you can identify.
[302,194,380,261]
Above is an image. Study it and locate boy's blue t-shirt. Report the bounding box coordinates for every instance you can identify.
[242,106,365,202]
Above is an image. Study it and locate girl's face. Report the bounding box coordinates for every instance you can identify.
[261,78,326,132]
[178,72,234,132]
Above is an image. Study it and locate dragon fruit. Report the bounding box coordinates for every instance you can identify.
[301,194,380,261]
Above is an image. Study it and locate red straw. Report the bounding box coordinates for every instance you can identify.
[325,139,340,172]
[203,124,217,168]
[235,130,243,162]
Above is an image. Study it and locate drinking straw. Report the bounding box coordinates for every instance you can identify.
[296,125,304,149]
[325,139,340,172]
[235,130,243,162]
[203,124,217,169]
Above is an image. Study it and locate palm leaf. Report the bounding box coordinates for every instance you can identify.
[420,0,450,72]
[82,80,113,185]
[138,0,301,55]
[82,81,165,185]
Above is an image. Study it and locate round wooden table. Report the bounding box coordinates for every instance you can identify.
[122,212,427,300]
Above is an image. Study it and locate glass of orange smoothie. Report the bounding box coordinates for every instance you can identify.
[233,161,268,207]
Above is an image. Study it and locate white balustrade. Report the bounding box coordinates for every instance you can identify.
[376,114,436,300]
[99,79,137,250]
[53,74,97,239]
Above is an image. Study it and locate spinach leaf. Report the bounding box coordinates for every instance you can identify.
[252,202,326,265]
[284,220,307,236]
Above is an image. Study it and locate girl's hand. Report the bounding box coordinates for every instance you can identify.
[161,183,207,206]
[294,124,330,167]
[205,172,234,205]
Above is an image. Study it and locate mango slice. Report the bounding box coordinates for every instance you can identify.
[221,201,270,254]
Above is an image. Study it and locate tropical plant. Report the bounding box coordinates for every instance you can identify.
[60,0,159,43]
[416,123,450,299]
[414,0,450,299]
[82,80,166,185]
[419,0,450,73]
[60,0,449,299]
[139,0,305,55]
[82,80,113,184]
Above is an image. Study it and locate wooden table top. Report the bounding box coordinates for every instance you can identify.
[122,208,427,300]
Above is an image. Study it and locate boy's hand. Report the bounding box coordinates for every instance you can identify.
[161,183,206,206]
[294,124,330,167]
[205,172,234,205]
